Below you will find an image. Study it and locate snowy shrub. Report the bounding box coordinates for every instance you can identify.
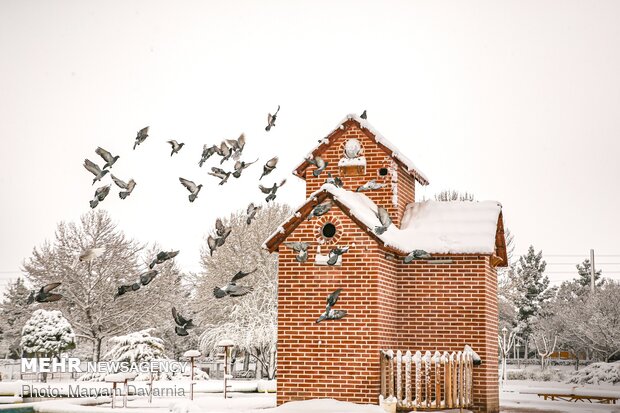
[567,361,620,385]
[20,309,75,356]
[507,368,566,382]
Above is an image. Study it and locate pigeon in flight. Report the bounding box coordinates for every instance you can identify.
[232,159,257,178]
[115,283,140,299]
[213,269,257,298]
[167,140,185,156]
[215,142,233,164]
[356,179,385,192]
[95,147,120,169]
[327,246,349,266]
[265,105,280,131]
[83,159,109,185]
[226,133,246,160]
[76,247,105,266]
[214,219,232,245]
[27,283,62,304]
[260,157,278,180]
[208,167,232,185]
[283,242,309,263]
[90,185,111,209]
[374,207,392,235]
[325,173,343,188]
[199,144,218,167]
[308,156,328,177]
[259,179,286,202]
[246,203,262,225]
[111,175,136,199]
[316,289,347,323]
[403,249,431,263]
[149,250,180,269]
[308,200,333,220]
[133,126,149,150]
[207,235,218,256]
[172,307,195,336]
[179,178,202,202]
[139,270,159,286]
[360,110,367,119]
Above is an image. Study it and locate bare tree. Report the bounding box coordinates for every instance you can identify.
[22,210,180,361]
[196,203,290,379]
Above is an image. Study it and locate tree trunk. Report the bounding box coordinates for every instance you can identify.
[243,352,250,371]
[524,339,529,360]
[94,337,103,362]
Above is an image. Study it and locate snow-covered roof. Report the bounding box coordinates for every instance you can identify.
[294,114,429,185]
[264,184,504,258]
[183,349,201,358]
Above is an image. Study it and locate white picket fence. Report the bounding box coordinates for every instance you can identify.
[379,350,474,411]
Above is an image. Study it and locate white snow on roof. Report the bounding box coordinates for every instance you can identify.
[294,114,429,184]
[321,184,500,254]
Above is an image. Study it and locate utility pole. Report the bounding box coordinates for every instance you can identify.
[590,249,596,293]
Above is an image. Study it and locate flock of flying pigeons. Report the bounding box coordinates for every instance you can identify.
[28,108,432,332]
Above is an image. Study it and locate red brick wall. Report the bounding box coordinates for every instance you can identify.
[302,121,415,227]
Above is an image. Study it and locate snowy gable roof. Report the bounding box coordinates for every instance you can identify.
[293,114,429,185]
[264,184,506,264]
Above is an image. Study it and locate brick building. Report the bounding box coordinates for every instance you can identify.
[263,114,507,413]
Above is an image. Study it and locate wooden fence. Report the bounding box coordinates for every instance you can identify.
[379,350,474,411]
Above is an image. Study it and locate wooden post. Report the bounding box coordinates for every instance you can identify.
[446,352,452,408]
[380,351,386,398]
[388,352,394,398]
[183,350,202,401]
[111,382,116,409]
[434,352,440,408]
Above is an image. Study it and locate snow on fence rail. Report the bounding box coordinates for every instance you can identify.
[379,350,474,411]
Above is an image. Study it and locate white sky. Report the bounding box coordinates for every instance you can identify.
[1,0,620,292]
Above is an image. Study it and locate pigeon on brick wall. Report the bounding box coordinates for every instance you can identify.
[327,246,349,265]
[356,179,385,192]
[374,207,392,235]
[284,242,310,263]
[308,156,328,177]
[403,250,431,263]
[316,288,347,323]
[308,200,333,220]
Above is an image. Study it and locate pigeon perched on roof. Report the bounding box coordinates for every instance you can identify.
[111,175,136,199]
[208,167,232,185]
[403,249,431,263]
[356,179,385,192]
[139,270,159,286]
[179,178,202,202]
[246,203,262,225]
[213,269,257,298]
[133,126,149,150]
[265,105,280,131]
[327,246,349,266]
[259,179,286,202]
[95,147,120,169]
[374,207,392,235]
[308,156,328,177]
[172,307,195,336]
[215,142,233,164]
[308,200,333,220]
[260,156,278,180]
[83,159,109,185]
[149,250,180,269]
[360,110,367,119]
[283,242,309,263]
[325,173,343,188]
[90,185,111,209]
[27,283,62,304]
[167,140,185,156]
[199,144,218,167]
[316,288,347,323]
[232,159,257,178]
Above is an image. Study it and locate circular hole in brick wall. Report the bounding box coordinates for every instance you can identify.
[321,223,337,238]
[378,167,389,176]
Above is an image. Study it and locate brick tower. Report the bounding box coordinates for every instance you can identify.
[264,114,506,413]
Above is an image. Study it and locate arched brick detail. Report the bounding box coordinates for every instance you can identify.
[313,215,344,245]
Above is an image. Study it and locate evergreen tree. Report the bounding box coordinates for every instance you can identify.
[511,246,555,339]
[0,277,33,358]
[575,259,603,288]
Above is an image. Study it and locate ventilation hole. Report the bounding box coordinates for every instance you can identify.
[321,223,337,238]
[378,168,389,176]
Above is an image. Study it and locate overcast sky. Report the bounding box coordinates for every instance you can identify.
[1,0,619,292]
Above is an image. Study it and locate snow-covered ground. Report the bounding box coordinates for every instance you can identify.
[1,379,619,412]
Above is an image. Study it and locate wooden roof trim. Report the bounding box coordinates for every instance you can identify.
[494,211,508,268]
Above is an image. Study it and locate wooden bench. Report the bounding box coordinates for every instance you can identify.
[523,387,620,405]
